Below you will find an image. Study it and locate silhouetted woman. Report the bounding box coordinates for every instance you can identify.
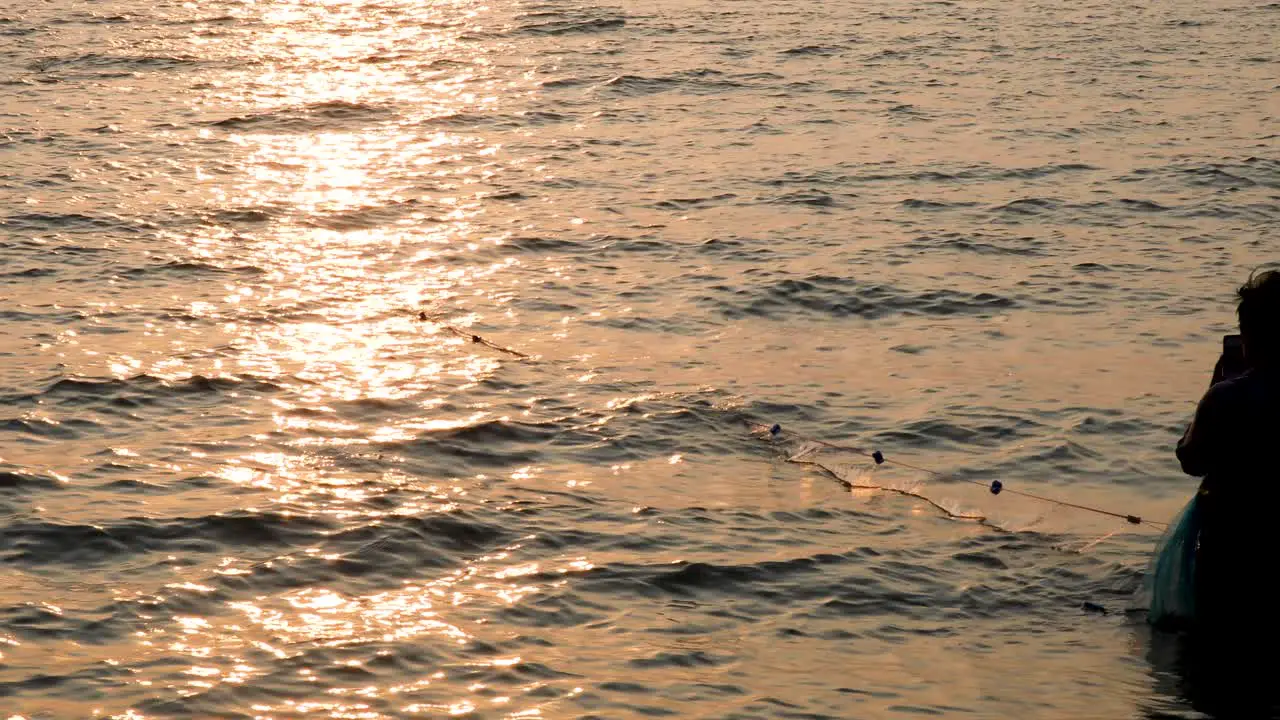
[1177,269,1280,632]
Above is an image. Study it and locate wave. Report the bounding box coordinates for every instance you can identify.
[1,211,156,233]
[598,72,745,97]
[700,273,1017,320]
[115,260,263,279]
[517,15,625,35]
[902,232,1047,256]
[781,45,846,56]
[0,512,335,567]
[0,470,66,492]
[1,373,287,413]
[28,53,201,74]
[208,100,397,132]
[1,416,102,440]
[303,199,426,231]
[758,163,1099,188]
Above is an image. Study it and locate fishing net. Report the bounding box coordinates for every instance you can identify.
[748,420,1167,547]
[1142,493,1201,627]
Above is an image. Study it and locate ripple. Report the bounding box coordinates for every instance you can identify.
[701,273,1017,320]
[0,0,1273,716]
[516,11,626,36]
[0,512,334,566]
[209,100,398,132]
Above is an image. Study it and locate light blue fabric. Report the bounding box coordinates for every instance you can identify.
[1145,494,1201,627]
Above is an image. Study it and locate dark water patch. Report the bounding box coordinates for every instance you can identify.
[304,198,426,231]
[598,680,652,694]
[209,101,397,132]
[0,469,65,492]
[54,11,137,25]
[1014,277,1107,312]
[886,103,929,118]
[206,206,285,225]
[0,306,87,324]
[414,110,575,129]
[2,211,155,233]
[230,512,518,587]
[591,234,671,253]
[568,551,858,600]
[899,198,979,211]
[0,659,135,701]
[764,163,1097,188]
[39,374,283,407]
[628,649,732,669]
[520,109,576,124]
[541,77,592,89]
[0,20,37,36]
[598,72,745,97]
[733,71,786,83]
[651,193,737,210]
[501,235,582,252]
[694,236,788,262]
[1124,158,1280,191]
[763,190,840,208]
[890,344,930,355]
[2,602,81,641]
[1015,439,1104,465]
[1073,262,1111,272]
[28,53,202,74]
[484,189,528,200]
[101,478,166,492]
[875,414,1040,451]
[89,460,144,475]
[1118,198,1171,212]
[782,45,845,56]
[583,315,719,335]
[115,260,263,280]
[952,551,1007,570]
[518,297,582,313]
[0,600,132,645]
[0,266,57,278]
[995,163,1098,179]
[161,14,238,26]
[989,197,1059,216]
[1071,414,1163,436]
[1,416,101,440]
[498,590,610,628]
[1177,201,1278,222]
[412,419,557,466]
[385,511,513,554]
[516,11,626,35]
[649,557,840,594]
[702,274,1017,320]
[903,232,1046,256]
[0,512,335,566]
[1179,165,1260,189]
[412,415,637,466]
[0,239,105,256]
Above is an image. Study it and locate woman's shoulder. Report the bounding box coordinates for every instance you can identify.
[1206,369,1279,412]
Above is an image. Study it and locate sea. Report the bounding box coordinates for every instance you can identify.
[1,0,1277,717]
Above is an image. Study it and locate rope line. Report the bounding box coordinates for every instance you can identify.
[752,421,1167,530]
[417,312,531,359]
[407,309,1167,532]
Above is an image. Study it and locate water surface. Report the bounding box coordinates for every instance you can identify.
[1,0,1277,717]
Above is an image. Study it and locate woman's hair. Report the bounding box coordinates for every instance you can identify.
[1238,269,1280,361]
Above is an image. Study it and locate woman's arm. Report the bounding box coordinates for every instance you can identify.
[1176,385,1225,476]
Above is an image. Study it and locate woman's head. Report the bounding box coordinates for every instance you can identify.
[1238,269,1280,366]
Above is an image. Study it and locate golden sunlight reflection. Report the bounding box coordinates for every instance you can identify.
[94,3,601,716]
[189,2,530,420]
[150,518,603,717]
